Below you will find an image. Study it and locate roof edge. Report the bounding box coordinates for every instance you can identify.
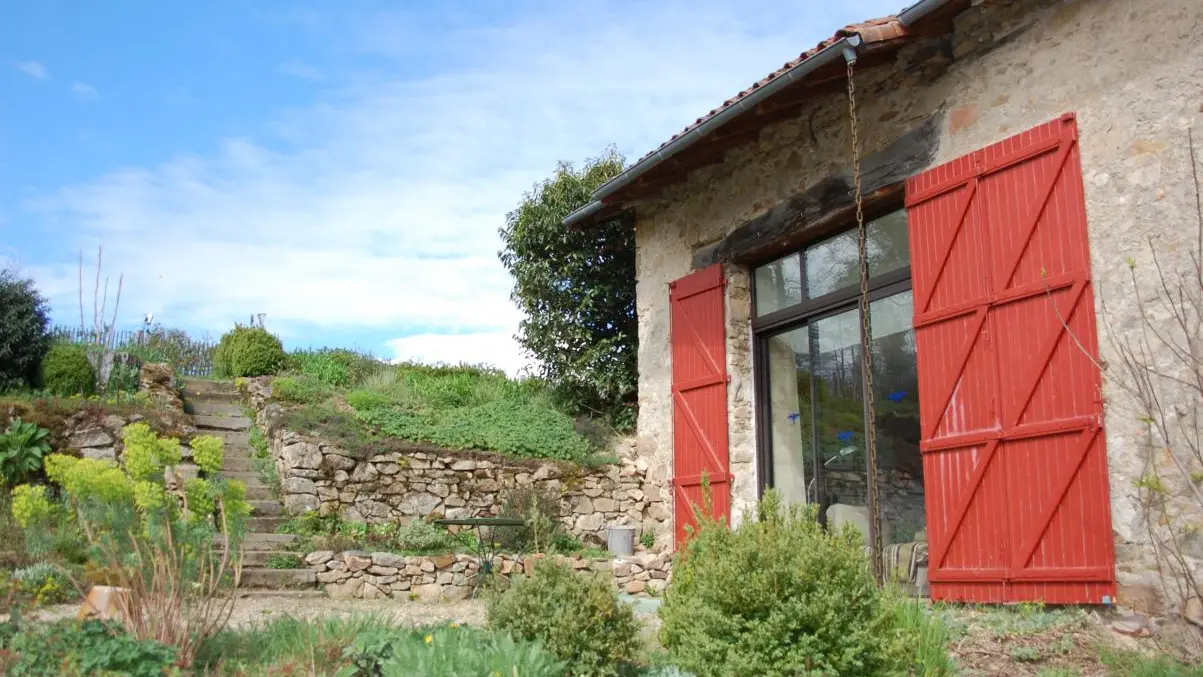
[563,34,862,228]
[562,0,960,229]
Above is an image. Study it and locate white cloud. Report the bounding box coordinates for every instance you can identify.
[16,61,47,79]
[277,60,322,80]
[18,1,901,365]
[387,331,531,377]
[71,81,98,100]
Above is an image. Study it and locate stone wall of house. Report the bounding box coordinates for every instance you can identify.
[309,550,672,601]
[631,0,1203,610]
[241,379,672,546]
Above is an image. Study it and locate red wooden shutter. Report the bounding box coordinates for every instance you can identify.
[905,114,1116,604]
[669,264,732,545]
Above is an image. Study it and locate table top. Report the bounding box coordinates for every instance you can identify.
[433,517,526,527]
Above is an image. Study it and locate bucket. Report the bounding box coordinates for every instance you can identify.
[607,525,637,556]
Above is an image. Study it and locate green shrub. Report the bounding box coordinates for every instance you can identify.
[1,619,178,677]
[0,269,52,393]
[12,562,77,605]
[213,325,286,378]
[488,559,640,676]
[658,489,929,677]
[0,418,51,486]
[39,343,96,396]
[190,434,224,474]
[393,519,458,553]
[497,485,563,552]
[287,348,382,388]
[347,388,392,410]
[270,374,332,404]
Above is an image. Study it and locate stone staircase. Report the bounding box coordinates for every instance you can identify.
[181,379,316,589]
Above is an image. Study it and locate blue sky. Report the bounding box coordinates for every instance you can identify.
[1,0,901,374]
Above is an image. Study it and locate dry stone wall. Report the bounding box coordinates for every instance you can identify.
[242,379,671,546]
[37,363,198,464]
[309,549,672,601]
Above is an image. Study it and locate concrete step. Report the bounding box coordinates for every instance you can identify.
[182,379,238,397]
[241,532,298,546]
[205,430,251,447]
[194,414,252,431]
[247,515,287,532]
[239,567,316,588]
[249,500,284,516]
[238,549,303,567]
[189,401,245,417]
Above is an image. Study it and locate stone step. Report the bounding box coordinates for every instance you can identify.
[241,532,298,545]
[239,567,316,588]
[205,430,251,448]
[189,401,245,417]
[247,515,287,532]
[182,379,238,396]
[224,470,267,485]
[194,414,252,431]
[222,456,257,472]
[245,484,275,501]
[249,500,284,516]
[238,589,326,599]
[238,549,302,567]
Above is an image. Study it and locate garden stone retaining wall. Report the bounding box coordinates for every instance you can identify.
[308,550,673,600]
[241,378,672,546]
[49,363,198,465]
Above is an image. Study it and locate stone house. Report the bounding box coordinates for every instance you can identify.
[565,0,1203,608]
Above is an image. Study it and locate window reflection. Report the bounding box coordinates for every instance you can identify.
[764,290,924,547]
[754,252,802,316]
[805,211,911,299]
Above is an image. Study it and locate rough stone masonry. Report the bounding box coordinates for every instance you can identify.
[242,378,672,546]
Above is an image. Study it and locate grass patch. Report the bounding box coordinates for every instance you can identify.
[276,361,607,463]
[265,553,302,569]
[195,615,568,676]
[1101,647,1203,676]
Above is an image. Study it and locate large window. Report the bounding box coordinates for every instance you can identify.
[753,209,926,548]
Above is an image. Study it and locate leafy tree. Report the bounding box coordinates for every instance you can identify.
[0,268,52,392]
[498,149,636,428]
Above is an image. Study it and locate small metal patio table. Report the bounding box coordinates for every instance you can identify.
[433,516,525,597]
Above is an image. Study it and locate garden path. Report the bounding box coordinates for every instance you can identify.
[181,378,316,590]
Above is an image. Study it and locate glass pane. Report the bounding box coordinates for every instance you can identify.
[805,210,910,298]
[754,253,802,316]
[810,307,869,541]
[765,326,811,507]
[868,290,926,549]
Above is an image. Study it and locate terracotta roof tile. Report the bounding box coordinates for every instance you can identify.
[640,17,908,162]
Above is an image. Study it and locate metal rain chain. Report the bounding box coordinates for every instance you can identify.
[843,46,885,585]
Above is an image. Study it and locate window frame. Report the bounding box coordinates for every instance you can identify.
[749,205,913,503]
